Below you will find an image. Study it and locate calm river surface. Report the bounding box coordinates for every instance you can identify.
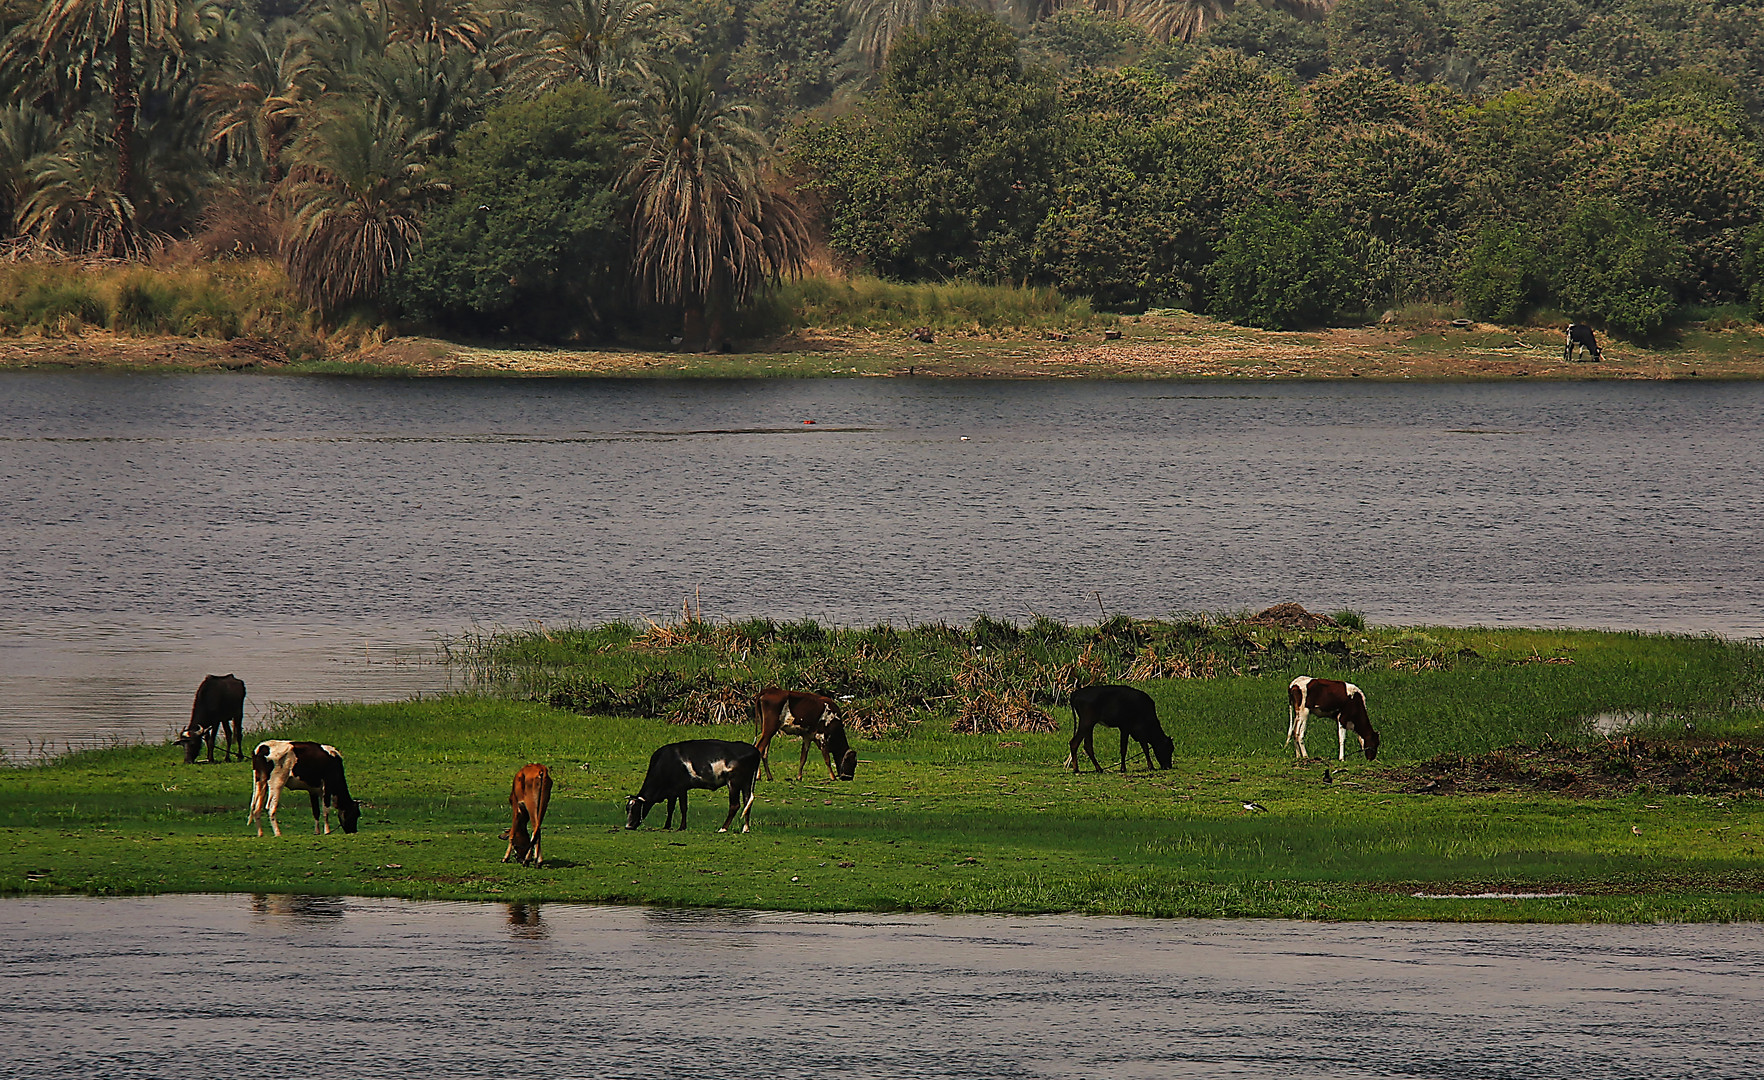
[2,895,1760,1079]
[2,373,1761,754]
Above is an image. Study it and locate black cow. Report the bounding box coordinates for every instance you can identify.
[1564,323,1602,362]
[1066,684,1174,773]
[248,740,361,836]
[177,674,246,763]
[626,740,761,833]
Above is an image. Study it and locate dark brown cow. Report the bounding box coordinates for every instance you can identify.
[754,686,857,782]
[1065,684,1173,773]
[1286,676,1381,761]
[502,763,553,866]
[177,674,246,763]
[248,740,361,836]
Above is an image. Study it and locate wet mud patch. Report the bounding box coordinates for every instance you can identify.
[1391,737,1764,797]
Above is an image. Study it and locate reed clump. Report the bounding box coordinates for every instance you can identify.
[760,274,1103,334]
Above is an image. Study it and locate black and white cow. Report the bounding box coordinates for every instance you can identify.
[1065,684,1174,773]
[1286,676,1381,761]
[1564,323,1602,362]
[248,740,361,836]
[625,739,761,833]
[177,674,246,763]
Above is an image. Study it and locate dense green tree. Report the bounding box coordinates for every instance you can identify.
[499,0,674,93]
[1026,10,1149,72]
[1207,201,1388,327]
[1548,197,1686,337]
[793,9,1062,281]
[390,84,626,337]
[1324,0,1443,81]
[1196,5,1329,81]
[1456,222,1543,322]
[728,0,848,121]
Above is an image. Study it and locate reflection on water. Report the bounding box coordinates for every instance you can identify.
[2,895,1760,1079]
[505,902,548,940]
[249,893,348,919]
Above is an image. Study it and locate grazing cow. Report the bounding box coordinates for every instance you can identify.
[754,687,857,782]
[1564,323,1602,362]
[502,763,553,866]
[1286,676,1381,761]
[177,674,246,764]
[248,740,361,837]
[626,739,761,833]
[1065,684,1174,773]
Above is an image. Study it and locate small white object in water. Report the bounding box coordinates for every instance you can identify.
[960,436,970,441]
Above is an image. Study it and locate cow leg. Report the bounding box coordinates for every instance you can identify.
[1083,728,1103,773]
[266,780,284,838]
[1066,724,1088,772]
[1140,738,1155,771]
[528,808,543,866]
[663,796,677,830]
[677,792,688,831]
[249,776,268,836]
[1293,707,1310,759]
[204,727,216,764]
[720,784,743,833]
[310,789,326,834]
[797,739,812,781]
[1338,722,1349,761]
[502,809,523,863]
[822,743,839,782]
[1119,729,1130,773]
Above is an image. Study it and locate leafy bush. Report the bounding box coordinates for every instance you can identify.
[388,85,626,340]
[4,281,109,334]
[1548,198,1687,337]
[112,277,178,332]
[1745,225,1764,319]
[1207,204,1390,328]
[1457,223,1544,322]
[1198,5,1330,81]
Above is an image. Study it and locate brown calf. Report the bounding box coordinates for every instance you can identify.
[501,763,553,866]
[754,687,857,782]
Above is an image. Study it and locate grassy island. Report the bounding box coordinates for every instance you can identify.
[3,614,1761,922]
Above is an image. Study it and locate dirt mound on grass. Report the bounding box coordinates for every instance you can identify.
[1242,603,1340,630]
[1393,737,1764,797]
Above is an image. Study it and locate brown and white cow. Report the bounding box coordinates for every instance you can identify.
[1286,676,1381,761]
[754,686,857,782]
[502,763,553,866]
[248,740,361,836]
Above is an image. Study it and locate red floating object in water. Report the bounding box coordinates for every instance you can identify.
[803,419,816,424]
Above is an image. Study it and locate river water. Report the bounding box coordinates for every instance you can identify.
[2,373,1761,755]
[2,896,1760,1079]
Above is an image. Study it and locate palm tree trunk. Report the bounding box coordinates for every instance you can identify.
[682,304,707,350]
[110,0,136,251]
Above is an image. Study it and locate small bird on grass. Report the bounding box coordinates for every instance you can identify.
[1632,826,1643,835]
[1323,768,1333,785]
[1243,801,1267,813]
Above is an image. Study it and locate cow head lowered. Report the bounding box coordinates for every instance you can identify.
[625,740,761,833]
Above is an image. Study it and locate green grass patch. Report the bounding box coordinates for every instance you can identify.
[4,622,1762,921]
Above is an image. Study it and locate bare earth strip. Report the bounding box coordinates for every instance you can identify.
[4,313,1762,379]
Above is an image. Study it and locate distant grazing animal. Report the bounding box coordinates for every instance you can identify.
[502,763,553,866]
[1564,323,1602,362]
[1286,676,1381,761]
[248,740,361,836]
[755,687,857,782]
[177,674,246,764]
[626,740,761,833]
[1065,684,1174,773]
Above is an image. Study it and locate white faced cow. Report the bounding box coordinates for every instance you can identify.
[626,739,761,833]
[1286,676,1381,761]
[248,740,361,836]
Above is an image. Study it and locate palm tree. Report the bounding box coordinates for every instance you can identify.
[199,17,313,184]
[500,0,675,93]
[17,114,139,254]
[383,0,490,53]
[0,103,62,235]
[1126,0,1233,43]
[619,63,809,348]
[277,99,448,312]
[845,0,949,69]
[1,0,193,246]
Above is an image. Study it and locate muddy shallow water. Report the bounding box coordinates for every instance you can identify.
[2,895,1761,1079]
[3,374,1761,755]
